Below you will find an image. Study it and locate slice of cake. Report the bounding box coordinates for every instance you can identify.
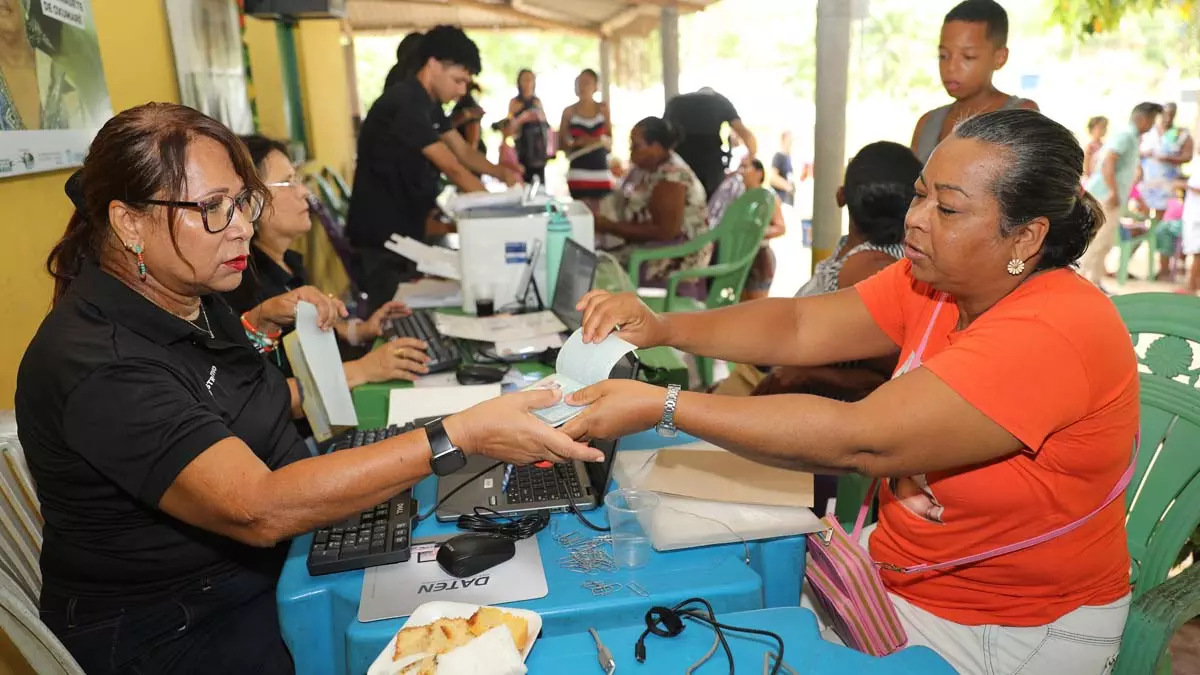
[467,607,529,651]
[393,624,433,662]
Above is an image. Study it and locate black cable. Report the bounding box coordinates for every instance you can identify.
[414,461,503,523]
[456,506,550,540]
[634,597,785,675]
[567,498,610,532]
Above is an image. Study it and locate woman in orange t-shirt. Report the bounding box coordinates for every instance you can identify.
[560,109,1138,675]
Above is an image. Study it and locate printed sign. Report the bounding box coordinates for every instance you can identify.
[0,0,112,178]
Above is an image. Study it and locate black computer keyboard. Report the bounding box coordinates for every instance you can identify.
[382,309,461,374]
[504,463,584,504]
[306,425,415,576]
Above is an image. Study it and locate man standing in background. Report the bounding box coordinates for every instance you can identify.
[769,131,796,207]
[348,25,519,312]
[665,87,757,199]
[1082,102,1163,288]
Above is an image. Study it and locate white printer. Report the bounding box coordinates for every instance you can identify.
[453,200,595,314]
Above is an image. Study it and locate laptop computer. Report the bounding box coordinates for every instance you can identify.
[433,351,638,522]
[492,237,598,358]
[549,237,598,332]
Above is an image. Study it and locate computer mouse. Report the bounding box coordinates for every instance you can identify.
[436,533,516,578]
[455,364,507,385]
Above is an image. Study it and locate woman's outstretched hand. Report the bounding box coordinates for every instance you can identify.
[576,290,670,347]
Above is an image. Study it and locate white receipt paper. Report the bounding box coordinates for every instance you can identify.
[384,235,461,280]
[434,312,567,343]
[522,329,635,427]
[386,384,502,427]
[294,301,357,427]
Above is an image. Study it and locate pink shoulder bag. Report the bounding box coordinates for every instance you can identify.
[803,294,1139,656]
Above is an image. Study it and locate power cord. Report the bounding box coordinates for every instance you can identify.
[634,598,785,675]
[567,498,610,532]
[414,462,551,541]
[456,506,550,540]
[414,461,503,523]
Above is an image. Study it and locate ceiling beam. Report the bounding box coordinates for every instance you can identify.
[626,0,707,9]
[600,5,655,36]
[444,0,602,37]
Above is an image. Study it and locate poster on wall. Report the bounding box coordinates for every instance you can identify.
[0,0,113,179]
[164,0,253,135]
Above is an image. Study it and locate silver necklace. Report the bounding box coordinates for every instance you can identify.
[188,304,215,339]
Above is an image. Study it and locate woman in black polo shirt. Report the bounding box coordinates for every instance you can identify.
[15,103,600,675]
[224,134,428,384]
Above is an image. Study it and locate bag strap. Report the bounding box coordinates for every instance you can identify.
[850,294,948,539]
[886,433,1140,574]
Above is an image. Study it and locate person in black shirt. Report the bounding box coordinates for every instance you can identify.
[507,69,549,185]
[225,134,429,385]
[16,102,602,675]
[348,25,520,313]
[768,130,796,206]
[664,87,757,200]
[381,31,424,93]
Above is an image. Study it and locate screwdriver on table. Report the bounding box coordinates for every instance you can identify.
[589,627,616,675]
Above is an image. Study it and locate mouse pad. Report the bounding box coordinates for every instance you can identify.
[359,535,548,622]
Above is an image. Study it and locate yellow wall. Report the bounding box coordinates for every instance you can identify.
[243,17,290,141]
[0,0,179,408]
[295,20,354,179]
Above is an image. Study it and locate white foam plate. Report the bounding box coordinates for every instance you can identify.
[367,601,542,675]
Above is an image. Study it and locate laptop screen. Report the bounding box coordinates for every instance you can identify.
[551,238,598,332]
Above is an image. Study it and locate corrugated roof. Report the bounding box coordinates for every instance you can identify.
[346,0,716,38]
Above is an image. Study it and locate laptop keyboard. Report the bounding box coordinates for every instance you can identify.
[505,463,584,504]
[382,310,461,374]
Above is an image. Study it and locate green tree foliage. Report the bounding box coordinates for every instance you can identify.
[1049,0,1199,76]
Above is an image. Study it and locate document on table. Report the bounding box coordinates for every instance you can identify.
[386,384,502,427]
[433,311,567,343]
[384,235,460,280]
[392,278,462,309]
[522,329,635,427]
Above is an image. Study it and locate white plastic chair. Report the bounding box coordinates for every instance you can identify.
[0,415,42,604]
[0,567,84,675]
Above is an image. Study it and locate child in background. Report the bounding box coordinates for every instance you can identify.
[1155,185,1185,281]
[1181,173,1200,294]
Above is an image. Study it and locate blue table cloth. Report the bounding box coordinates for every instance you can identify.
[277,431,808,675]
[526,606,957,674]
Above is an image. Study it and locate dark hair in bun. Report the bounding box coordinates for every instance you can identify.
[634,116,682,151]
[954,108,1102,272]
[843,141,922,247]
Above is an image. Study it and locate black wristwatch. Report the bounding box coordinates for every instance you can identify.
[426,418,467,476]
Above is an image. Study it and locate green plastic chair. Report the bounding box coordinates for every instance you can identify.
[1115,211,1160,287]
[627,188,775,387]
[1111,293,1200,675]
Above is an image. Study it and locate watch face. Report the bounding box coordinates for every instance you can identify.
[432,449,468,476]
[656,423,677,438]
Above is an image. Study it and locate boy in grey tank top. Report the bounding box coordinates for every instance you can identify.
[911,0,1038,163]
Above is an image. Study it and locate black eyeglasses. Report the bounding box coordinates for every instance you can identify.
[135,189,265,234]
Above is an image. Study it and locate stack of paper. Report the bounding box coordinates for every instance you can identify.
[393,279,462,309]
[385,236,461,280]
[432,312,567,343]
[386,384,502,427]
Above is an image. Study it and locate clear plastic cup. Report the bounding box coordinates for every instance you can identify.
[604,488,660,569]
